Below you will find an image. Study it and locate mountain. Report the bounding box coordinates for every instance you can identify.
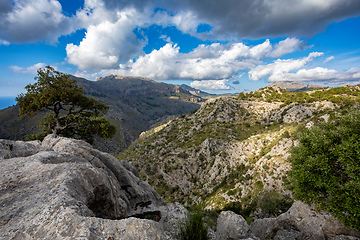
[0,75,203,153]
[118,84,360,219]
[267,81,324,92]
[179,84,216,99]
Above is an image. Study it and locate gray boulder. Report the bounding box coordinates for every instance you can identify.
[216,211,253,240]
[159,202,189,238]
[249,201,360,240]
[0,135,171,239]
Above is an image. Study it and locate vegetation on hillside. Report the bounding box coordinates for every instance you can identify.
[118,96,299,221]
[119,84,360,227]
[239,85,360,106]
[289,107,360,231]
[16,66,116,143]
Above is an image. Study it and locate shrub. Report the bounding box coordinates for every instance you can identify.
[178,211,208,240]
[288,107,360,230]
[257,190,293,217]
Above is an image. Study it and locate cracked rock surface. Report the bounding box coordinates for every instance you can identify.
[0,135,173,239]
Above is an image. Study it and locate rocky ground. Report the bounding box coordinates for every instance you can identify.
[1,135,359,239]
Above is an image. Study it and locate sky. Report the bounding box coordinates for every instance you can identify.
[1,0,360,100]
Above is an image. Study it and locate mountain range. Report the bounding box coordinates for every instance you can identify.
[0,75,203,153]
[1,76,360,231]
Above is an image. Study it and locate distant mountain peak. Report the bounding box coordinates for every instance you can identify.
[267,81,324,92]
[96,75,153,82]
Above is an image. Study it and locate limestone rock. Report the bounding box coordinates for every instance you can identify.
[159,202,188,238]
[216,211,251,240]
[249,201,360,240]
[0,134,169,239]
[0,139,41,159]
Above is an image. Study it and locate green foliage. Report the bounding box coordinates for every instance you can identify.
[288,107,360,230]
[223,200,257,224]
[16,66,116,143]
[178,211,208,240]
[257,190,293,217]
[224,190,293,223]
[281,130,291,138]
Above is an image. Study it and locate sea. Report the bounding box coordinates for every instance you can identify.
[0,97,17,110]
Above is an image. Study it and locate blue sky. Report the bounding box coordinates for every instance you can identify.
[1,0,360,100]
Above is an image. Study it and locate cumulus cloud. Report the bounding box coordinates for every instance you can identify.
[190,79,232,91]
[248,52,360,85]
[66,8,146,69]
[107,39,300,80]
[270,38,306,58]
[0,0,75,44]
[71,38,307,84]
[9,63,46,74]
[275,67,360,85]
[249,52,324,81]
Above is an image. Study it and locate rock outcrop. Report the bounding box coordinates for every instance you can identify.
[0,135,186,239]
[217,201,360,240]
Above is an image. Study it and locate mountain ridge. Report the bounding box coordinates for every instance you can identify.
[0,75,204,153]
[267,81,324,92]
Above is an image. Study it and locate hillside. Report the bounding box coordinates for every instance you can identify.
[118,84,360,219]
[0,75,203,153]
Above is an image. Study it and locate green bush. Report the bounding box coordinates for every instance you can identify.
[288,107,360,230]
[257,190,293,217]
[178,211,208,240]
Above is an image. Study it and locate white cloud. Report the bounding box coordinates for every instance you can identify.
[277,67,360,84]
[190,79,232,91]
[66,8,146,69]
[75,0,118,28]
[324,56,335,63]
[0,0,75,43]
[250,39,272,59]
[0,40,9,46]
[249,52,323,81]
[248,52,360,85]
[109,42,264,80]
[72,38,309,81]
[270,38,306,58]
[9,63,47,74]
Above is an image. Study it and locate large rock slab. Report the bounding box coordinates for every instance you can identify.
[0,135,169,239]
